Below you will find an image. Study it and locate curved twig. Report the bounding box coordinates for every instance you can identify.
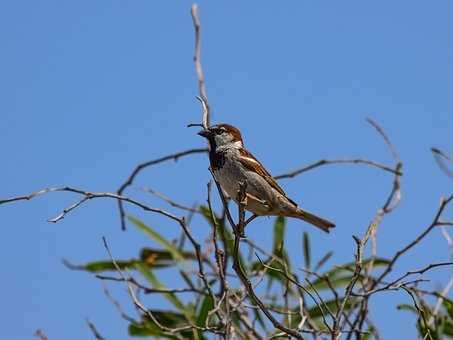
[191,4,210,129]
[275,158,401,180]
[116,148,207,229]
[431,147,453,178]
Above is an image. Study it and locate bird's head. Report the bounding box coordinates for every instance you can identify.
[198,124,243,149]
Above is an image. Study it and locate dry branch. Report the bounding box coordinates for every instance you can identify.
[431,147,453,178]
[86,318,106,340]
[191,4,210,129]
[2,4,452,340]
[275,158,401,180]
[116,148,207,229]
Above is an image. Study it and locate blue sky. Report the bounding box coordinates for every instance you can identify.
[1,1,452,339]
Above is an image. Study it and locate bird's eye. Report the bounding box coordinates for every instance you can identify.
[219,128,227,134]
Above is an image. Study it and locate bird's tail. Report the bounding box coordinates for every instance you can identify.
[290,209,335,233]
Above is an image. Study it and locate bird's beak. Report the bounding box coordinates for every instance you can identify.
[197,129,212,138]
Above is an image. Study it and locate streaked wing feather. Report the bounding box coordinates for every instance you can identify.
[238,149,298,206]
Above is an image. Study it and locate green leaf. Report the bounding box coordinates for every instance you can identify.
[443,299,453,319]
[443,318,453,336]
[253,307,268,332]
[200,205,230,246]
[286,298,357,329]
[307,298,356,319]
[196,296,214,327]
[273,216,285,258]
[199,205,221,226]
[128,311,191,338]
[436,316,445,340]
[84,260,139,272]
[78,259,170,273]
[199,205,248,271]
[397,304,419,314]
[135,263,189,317]
[310,258,391,291]
[128,323,169,338]
[361,326,376,340]
[339,257,391,271]
[140,248,198,264]
[303,231,311,270]
[129,216,185,263]
[310,276,355,291]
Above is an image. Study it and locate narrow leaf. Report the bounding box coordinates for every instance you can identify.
[74,259,170,273]
[196,296,214,327]
[397,304,419,314]
[443,299,453,319]
[311,257,391,291]
[135,263,189,317]
[128,311,190,338]
[129,216,185,263]
[444,318,453,336]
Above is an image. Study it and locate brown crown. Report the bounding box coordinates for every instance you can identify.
[214,123,243,142]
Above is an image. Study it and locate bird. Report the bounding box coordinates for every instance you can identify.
[198,123,335,233]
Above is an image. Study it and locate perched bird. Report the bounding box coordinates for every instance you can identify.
[198,123,335,233]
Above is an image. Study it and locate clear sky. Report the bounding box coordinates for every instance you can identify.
[1,1,452,339]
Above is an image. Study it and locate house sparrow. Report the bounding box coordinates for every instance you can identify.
[198,124,335,233]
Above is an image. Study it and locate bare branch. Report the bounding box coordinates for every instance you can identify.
[275,158,401,180]
[333,236,363,339]
[431,147,453,178]
[95,274,206,295]
[140,186,199,213]
[210,176,304,339]
[191,4,210,129]
[115,148,207,230]
[101,282,137,324]
[101,237,222,338]
[373,195,453,287]
[344,118,403,337]
[206,181,228,298]
[34,329,49,340]
[355,262,453,298]
[1,187,62,205]
[313,251,334,273]
[86,318,106,340]
[400,286,433,340]
[366,117,399,161]
[0,186,187,224]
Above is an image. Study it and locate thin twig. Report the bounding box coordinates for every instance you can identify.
[1,186,187,224]
[400,286,433,340]
[95,274,206,295]
[211,178,304,339]
[191,4,210,129]
[207,181,228,298]
[431,147,453,178]
[362,262,453,297]
[34,329,49,340]
[348,118,402,337]
[140,186,199,213]
[373,195,453,288]
[431,228,453,324]
[116,148,207,229]
[86,318,106,340]
[101,237,223,338]
[101,282,137,324]
[332,236,363,340]
[275,158,401,180]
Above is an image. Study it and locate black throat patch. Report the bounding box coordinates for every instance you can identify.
[208,139,226,170]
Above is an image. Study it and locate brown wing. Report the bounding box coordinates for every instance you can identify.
[238,149,298,206]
